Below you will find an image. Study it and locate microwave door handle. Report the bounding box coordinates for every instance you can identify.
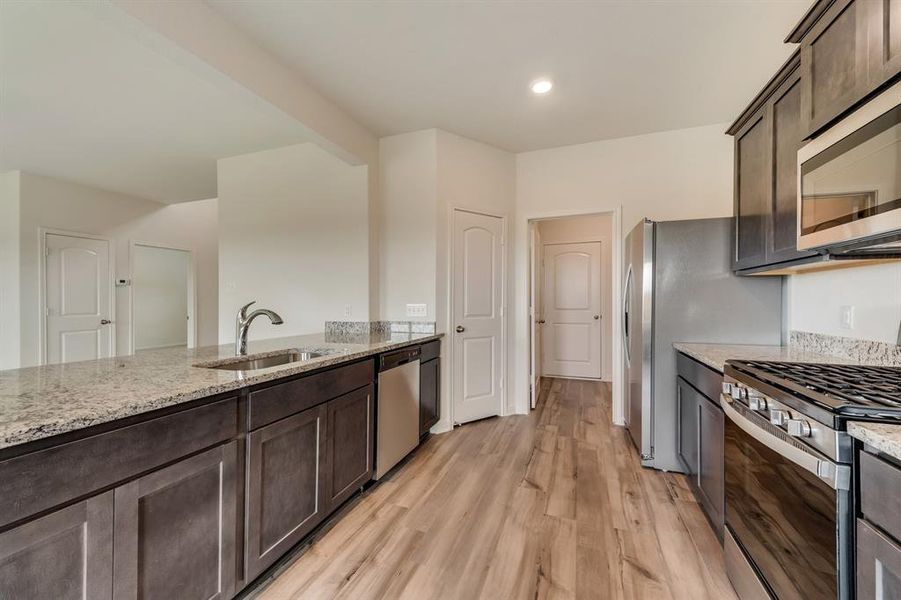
[721,396,850,491]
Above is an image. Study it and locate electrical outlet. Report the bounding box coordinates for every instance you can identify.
[406,303,427,318]
[344,305,352,318]
[840,305,854,330]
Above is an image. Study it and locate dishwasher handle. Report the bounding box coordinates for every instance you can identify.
[379,346,421,371]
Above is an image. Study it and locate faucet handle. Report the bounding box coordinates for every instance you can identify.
[238,301,256,318]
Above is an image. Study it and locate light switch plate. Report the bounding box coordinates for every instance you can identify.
[840,305,854,330]
[406,303,427,318]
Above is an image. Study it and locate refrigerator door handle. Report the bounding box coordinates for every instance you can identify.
[623,265,633,364]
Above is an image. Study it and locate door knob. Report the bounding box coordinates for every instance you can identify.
[537,319,546,324]
[100,319,112,325]
[455,325,465,333]
[593,315,600,320]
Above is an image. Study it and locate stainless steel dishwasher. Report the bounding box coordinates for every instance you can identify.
[374,346,421,480]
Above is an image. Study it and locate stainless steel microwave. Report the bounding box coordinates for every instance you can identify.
[798,80,901,254]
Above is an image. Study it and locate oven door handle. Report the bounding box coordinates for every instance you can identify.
[722,395,850,491]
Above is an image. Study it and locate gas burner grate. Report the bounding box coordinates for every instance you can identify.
[736,361,901,410]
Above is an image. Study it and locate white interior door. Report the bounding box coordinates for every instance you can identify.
[529,223,542,409]
[541,241,602,379]
[452,210,504,424]
[45,233,113,364]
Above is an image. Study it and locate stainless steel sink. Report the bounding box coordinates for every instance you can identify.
[203,350,323,372]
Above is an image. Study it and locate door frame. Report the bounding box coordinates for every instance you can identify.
[448,207,507,426]
[521,207,624,423]
[39,228,116,365]
[128,240,197,353]
[539,239,604,381]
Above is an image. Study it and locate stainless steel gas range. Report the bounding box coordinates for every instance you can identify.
[721,361,901,600]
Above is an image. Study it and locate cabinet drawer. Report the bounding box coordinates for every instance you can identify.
[677,352,723,401]
[420,339,441,362]
[248,359,374,430]
[860,450,901,544]
[0,397,237,529]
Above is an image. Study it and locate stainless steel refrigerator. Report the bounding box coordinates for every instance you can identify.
[623,217,782,472]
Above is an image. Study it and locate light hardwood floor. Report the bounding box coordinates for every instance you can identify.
[255,378,738,600]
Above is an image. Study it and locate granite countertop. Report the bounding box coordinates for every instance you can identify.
[848,422,901,462]
[0,331,442,451]
[673,342,857,373]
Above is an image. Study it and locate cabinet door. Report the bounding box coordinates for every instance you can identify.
[113,442,238,600]
[420,358,440,435]
[770,70,816,265]
[0,493,113,600]
[325,384,374,511]
[857,518,901,599]
[677,379,698,476]
[697,395,725,536]
[800,0,870,137]
[245,404,327,581]
[867,0,901,92]
[733,107,771,270]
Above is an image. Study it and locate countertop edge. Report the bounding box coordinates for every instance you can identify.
[1,333,443,453]
[848,422,901,462]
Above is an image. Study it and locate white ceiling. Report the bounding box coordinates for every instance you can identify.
[0,1,314,204]
[208,0,810,152]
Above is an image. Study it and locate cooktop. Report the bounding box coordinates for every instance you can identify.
[725,360,901,419]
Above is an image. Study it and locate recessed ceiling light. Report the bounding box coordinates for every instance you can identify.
[530,79,553,95]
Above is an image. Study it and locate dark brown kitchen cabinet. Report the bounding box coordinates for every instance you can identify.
[245,403,328,582]
[420,355,440,436]
[792,0,901,139]
[676,352,725,539]
[729,53,817,273]
[113,442,238,600]
[697,392,725,533]
[325,384,374,511]
[856,448,901,598]
[857,519,901,599]
[677,379,699,476]
[733,106,771,270]
[0,492,114,600]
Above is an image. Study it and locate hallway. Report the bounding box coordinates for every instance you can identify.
[256,378,737,599]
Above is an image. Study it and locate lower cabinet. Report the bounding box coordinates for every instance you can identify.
[420,357,440,436]
[676,353,726,539]
[113,443,238,600]
[245,403,328,582]
[857,518,901,599]
[677,378,699,476]
[0,492,114,600]
[0,442,238,600]
[697,394,725,531]
[325,384,374,511]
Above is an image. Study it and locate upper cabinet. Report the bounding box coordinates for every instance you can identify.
[730,0,901,274]
[791,0,901,138]
[729,53,817,273]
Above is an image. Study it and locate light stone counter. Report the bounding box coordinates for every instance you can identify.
[673,342,854,374]
[0,331,441,451]
[848,422,901,462]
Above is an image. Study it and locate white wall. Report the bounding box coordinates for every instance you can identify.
[537,214,614,381]
[12,172,218,368]
[378,130,438,321]
[0,172,21,370]
[218,143,370,343]
[787,262,901,344]
[514,123,734,420]
[133,245,190,350]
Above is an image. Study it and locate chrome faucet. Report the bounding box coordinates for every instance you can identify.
[235,301,284,356]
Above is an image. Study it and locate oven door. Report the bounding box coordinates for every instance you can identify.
[722,396,851,599]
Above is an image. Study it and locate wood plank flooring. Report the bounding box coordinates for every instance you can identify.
[254,377,737,600]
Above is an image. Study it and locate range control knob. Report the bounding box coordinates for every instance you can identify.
[731,386,747,400]
[722,382,734,396]
[787,419,812,438]
[769,409,790,426]
[749,396,768,412]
